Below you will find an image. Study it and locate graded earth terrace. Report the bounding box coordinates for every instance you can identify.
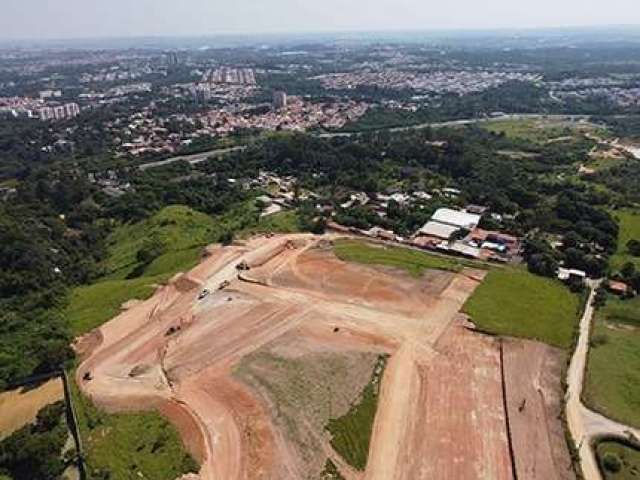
[75,234,575,480]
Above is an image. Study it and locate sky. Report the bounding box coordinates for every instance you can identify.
[3,0,640,40]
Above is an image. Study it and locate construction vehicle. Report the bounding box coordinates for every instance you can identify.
[236,261,250,271]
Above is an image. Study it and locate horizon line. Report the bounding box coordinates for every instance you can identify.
[2,23,640,46]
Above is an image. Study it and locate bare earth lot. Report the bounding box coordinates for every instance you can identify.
[0,377,64,440]
[75,234,575,479]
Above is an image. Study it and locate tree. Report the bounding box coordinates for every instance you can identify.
[621,262,636,280]
[567,276,586,293]
[310,217,327,235]
[219,230,234,246]
[527,253,559,278]
[0,401,67,480]
[593,285,608,308]
[562,231,584,250]
[627,239,640,257]
[602,453,622,473]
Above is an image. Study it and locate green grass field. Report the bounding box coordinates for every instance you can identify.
[462,269,581,349]
[333,240,477,276]
[610,209,640,272]
[482,119,575,143]
[70,379,198,480]
[238,210,301,238]
[481,117,607,144]
[326,356,387,471]
[597,441,640,479]
[584,297,640,428]
[598,296,640,328]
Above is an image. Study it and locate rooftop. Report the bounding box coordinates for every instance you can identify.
[418,221,460,240]
[432,208,482,230]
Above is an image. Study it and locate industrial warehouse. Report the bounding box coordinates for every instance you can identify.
[413,208,521,262]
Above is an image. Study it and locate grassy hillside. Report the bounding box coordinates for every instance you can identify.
[65,203,309,336]
[65,205,224,336]
[238,210,301,238]
[66,276,165,336]
[610,209,640,272]
[584,296,640,428]
[462,269,581,349]
[102,205,220,281]
[66,206,232,479]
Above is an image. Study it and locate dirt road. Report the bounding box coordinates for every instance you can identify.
[566,281,640,480]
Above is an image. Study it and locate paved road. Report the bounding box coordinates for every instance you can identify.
[138,146,246,171]
[317,113,593,138]
[566,280,640,480]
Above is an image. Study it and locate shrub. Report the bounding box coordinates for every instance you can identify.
[590,333,609,348]
[628,239,640,257]
[602,452,622,473]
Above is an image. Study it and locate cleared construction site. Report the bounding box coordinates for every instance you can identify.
[75,234,576,480]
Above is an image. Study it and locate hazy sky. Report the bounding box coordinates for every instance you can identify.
[3,0,640,40]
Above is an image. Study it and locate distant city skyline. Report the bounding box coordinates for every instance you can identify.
[3,0,640,41]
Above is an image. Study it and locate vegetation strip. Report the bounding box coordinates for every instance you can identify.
[325,355,388,471]
[333,239,471,275]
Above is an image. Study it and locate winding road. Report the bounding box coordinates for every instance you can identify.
[566,280,640,480]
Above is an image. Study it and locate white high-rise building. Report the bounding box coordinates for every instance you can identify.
[64,103,80,118]
[273,91,287,109]
[53,105,67,120]
[38,106,55,121]
[38,103,80,121]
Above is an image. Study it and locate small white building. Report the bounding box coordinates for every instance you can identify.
[557,268,587,281]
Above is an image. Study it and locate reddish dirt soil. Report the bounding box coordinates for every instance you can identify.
[502,339,576,480]
[394,325,513,480]
[76,234,574,480]
[159,400,207,464]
